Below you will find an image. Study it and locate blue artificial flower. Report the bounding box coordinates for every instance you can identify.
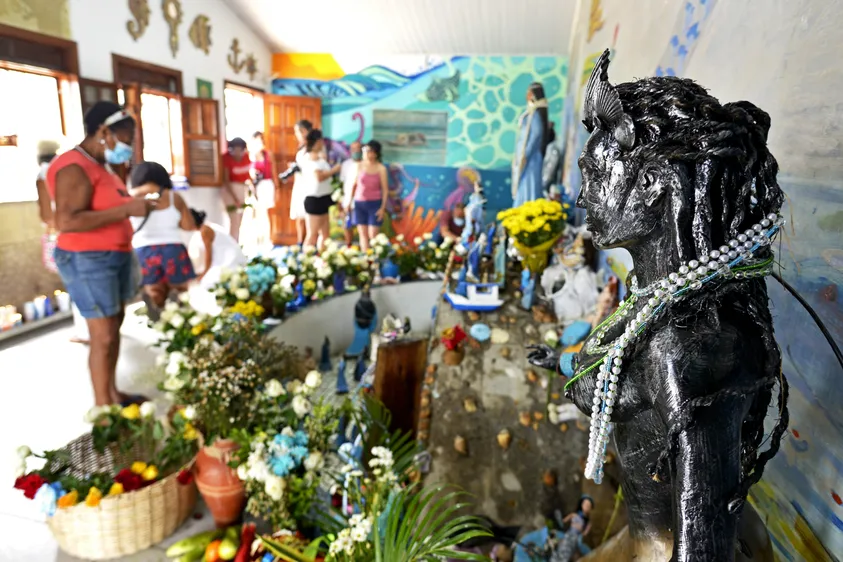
[34,482,65,517]
[269,454,295,477]
[293,430,309,448]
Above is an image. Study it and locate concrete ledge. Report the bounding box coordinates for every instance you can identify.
[0,311,72,345]
[268,280,441,353]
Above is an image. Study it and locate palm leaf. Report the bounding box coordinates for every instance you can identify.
[260,536,326,562]
[380,484,491,561]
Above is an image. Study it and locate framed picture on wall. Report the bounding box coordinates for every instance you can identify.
[197,78,213,99]
[372,109,448,166]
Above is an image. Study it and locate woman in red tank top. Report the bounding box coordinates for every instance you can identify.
[48,101,157,408]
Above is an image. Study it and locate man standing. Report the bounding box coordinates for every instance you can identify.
[339,141,362,246]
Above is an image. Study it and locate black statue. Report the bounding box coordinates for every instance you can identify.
[528,51,788,562]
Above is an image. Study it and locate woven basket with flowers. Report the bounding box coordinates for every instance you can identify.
[12,402,200,560]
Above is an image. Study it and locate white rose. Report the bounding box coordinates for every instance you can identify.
[16,446,31,459]
[266,379,285,398]
[292,395,311,418]
[155,353,168,367]
[264,475,285,500]
[139,402,156,418]
[153,321,166,332]
[281,426,295,437]
[83,405,106,423]
[304,451,324,472]
[160,310,174,323]
[165,301,180,313]
[183,405,196,420]
[287,380,303,395]
[165,360,181,377]
[281,275,295,289]
[396,234,405,242]
[235,288,250,301]
[423,232,433,240]
[237,464,248,481]
[219,269,233,282]
[305,370,322,389]
[189,314,204,327]
[166,330,176,340]
[413,236,423,245]
[163,376,185,391]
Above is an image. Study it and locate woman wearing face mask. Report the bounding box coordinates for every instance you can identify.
[350,140,388,252]
[339,140,362,246]
[47,101,157,407]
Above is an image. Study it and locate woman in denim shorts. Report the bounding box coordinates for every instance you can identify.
[47,101,157,408]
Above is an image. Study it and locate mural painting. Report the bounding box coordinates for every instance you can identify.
[0,0,71,39]
[272,54,568,231]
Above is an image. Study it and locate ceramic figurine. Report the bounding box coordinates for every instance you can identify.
[319,336,332,372]
[461,182,486,245]
[494,226,507,288]
[336,358,349,395]
[528,50,788,561]
[512,83,549,206]
[520,268,535,310]
[336,290,378,394]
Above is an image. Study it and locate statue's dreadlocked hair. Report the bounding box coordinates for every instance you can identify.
[614,76,788,511]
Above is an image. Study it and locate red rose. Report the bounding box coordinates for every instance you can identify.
[14,474,46,500]
[176,470,193,485]
[114,468,143,492]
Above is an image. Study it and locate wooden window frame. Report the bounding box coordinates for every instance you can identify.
[0,61,74,138]
[0,23,79,75]
[112,54,183,95]
[181,97,222,187]
[78,77,119,116]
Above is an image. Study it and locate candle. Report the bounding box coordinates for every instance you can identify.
[22,302,37,323]
[33,296,46,319]
[55,291,71,313]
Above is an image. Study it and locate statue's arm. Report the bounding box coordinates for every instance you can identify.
[656,350,747,562]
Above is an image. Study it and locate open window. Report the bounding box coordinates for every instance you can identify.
[0,24,82,203]
[110,54,220,186]
[223,81,264,143]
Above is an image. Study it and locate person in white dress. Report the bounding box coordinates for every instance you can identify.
[284,120,313,247]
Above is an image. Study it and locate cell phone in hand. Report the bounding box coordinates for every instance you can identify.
[145,192,161,201]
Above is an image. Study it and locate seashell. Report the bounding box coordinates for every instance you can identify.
[426,364,438,375]
[560,423,569,432]
[420,396,430,408]
[424,376,435,385]
[533,411,544,421]
[420,408,431,419]
[421,388,431,398]
[532,422,539,431]
[543,469,557,487]
[467,311,480,322]
[492,328,511,344]
[500,346,512,359]
[417,431,428,441]
[526,369,538,383]
[525,325,537,337]
[454,435,468,455]
[497,429,511,450]
[463,397,477,413]
[519,411,531,426]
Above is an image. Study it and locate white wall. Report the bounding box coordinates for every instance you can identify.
[269,281,441,354]
[67,0,273,219]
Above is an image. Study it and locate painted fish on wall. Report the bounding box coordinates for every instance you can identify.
[418,70,461,102]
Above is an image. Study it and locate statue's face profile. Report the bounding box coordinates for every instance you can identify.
[577,129,664,250]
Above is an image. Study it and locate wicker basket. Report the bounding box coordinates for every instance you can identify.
[45,432,197,560]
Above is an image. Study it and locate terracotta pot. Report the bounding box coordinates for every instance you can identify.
[442,346,465,366]
[193,439,246,527]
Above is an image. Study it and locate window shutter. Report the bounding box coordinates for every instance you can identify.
[79,78,118,117]
[181,97,221,186]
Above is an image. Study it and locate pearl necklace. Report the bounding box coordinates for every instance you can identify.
[576,214,783,485]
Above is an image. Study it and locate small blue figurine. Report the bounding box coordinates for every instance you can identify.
[319,336,332,372]
[353,354,367,382]
[461,182,486,245]
[455,264,469,298]
[494,229,507,288]
[521,268,536,310]
[336,358,349,395]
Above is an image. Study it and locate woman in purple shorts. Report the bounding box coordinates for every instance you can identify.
[350,140,388,252]
[129,161,196,311]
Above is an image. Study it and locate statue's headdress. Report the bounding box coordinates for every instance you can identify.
[582,49,635,149]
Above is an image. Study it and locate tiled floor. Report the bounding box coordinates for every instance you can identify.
[0,307,216,561]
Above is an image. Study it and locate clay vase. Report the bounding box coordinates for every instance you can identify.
[442,345,465,366]
[193,439,246,527]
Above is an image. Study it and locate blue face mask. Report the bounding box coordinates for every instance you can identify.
[453,217,465,226]
[104,140,133,165]
[352,152,362,161]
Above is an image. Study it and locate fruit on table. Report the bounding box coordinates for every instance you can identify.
[172,549,204,562]
[205,539,222,562]
[218,527,241,561]
[166,530,222,557]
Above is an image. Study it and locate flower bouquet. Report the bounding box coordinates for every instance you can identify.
[13,404,199,559]
[497,199,568,274]
[415,234,453,274]
[153,297,218,354]
[258,394,490,562]
[228,389,338,532]
[214,257,282,317]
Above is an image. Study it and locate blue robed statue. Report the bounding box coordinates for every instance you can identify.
[512,82,550,206]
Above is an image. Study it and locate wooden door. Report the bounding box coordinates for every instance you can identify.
[264,95,321,246]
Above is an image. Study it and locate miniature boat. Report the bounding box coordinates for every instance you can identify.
[444,283,504,312]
